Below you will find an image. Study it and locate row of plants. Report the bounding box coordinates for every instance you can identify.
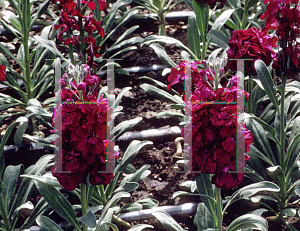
[139,0,300,229]
[0,0,300,230]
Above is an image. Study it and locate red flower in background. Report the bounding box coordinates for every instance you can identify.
[261,0,300,78]
[52,0,106,69]
[226,27,277,76]
[0,65,6,81]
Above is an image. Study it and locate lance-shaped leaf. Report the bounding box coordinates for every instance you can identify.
[14,116,28,147]
[195,174,217,224]
[152,211,184,231]
[194,203,216,230]
[35,181,81,231]
[140,83,183,104]
[187,14,201,59]
[34,36,64,58]
[36,215,64,231]
[149,43,177,68]
[211,9,235,31]
[112,117,143,140]
[77,206,102,228]
[227,214,268,231]
[141,35,197,59]
[207,30,230,49]
[2,165,22,211]
[255,60,279,110]
[192,0,208,42]
[0,42,25,71]
[127,224,154,231]
[95,192,130,230]
[224,181,280,212]
[28,0,50,31]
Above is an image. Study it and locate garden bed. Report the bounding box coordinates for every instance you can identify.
[1,0,300,230]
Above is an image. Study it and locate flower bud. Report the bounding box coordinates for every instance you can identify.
[66,64,76,79]
[220,57,228,68]
[79,64,90,81]
[62,73,70,86]
[219,68,225,79]
[77,81,86,90]
[202,60,209,69]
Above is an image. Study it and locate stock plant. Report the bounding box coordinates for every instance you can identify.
[155,179,279,231]
[23,140,154,231]
[0,157,53,231]
[242,61,300,229]
[132,0,184,35]
[18,57,152,230]
[141,54,277,230]
[93,0,143,76]
[0,124,53,231]
[218,0,300,229]
[46,0,143,76]
[139,0,260,71]
[0,0,56,145]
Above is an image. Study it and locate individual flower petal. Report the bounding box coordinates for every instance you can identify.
[0,65,6,81]
[98,0,107,11]
[87,1,96,10]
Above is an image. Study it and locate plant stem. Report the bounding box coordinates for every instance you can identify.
[216,187,223,231]
[158,13,166,36]
[23,0,32,103]
[241,10,248,30]
[201,39,207,60]
[31,117,39,136]
[0,195,11,231]
[77,0,86,64]
[98,184,107,204]
[81,184,88,231]
[279,76,287,212]
[246,78,253,113]
[69,43,75,65]
[252,1,257,15]
[280,76,286,171]
[112,214,132,228]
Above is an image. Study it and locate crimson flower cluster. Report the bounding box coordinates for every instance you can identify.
[261,0,300,77]
[51,0,106,12]
[52,64,116,191]
[0,65,6,81]
[191,76,252,189]
[226,27,277,76]
[52,0,106,67]
[169,60,253,189]
[167,60,202,95]
[194,0,226,8]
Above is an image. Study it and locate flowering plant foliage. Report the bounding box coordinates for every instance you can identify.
[168,58,253,189]
[226,27,277,76]
[0,0,55,146]
[52,64,116,191]
[52,0,106,67]
[261,0,300,77]
[167,60,202,94]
